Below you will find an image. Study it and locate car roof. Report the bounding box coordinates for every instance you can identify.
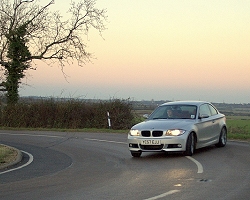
[160,100,210,107]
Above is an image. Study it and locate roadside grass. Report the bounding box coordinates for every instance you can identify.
[0,126,128,134]
[0,145,17,166]
[226,118,250,141]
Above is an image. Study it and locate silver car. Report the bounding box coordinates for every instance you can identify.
[128,101,227,157]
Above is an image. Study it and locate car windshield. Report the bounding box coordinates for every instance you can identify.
[148,105,197,120]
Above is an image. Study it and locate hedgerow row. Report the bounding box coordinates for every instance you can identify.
[0,98,134,130]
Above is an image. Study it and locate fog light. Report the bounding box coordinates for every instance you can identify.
[129,143,139,148]
[178,144,182,148]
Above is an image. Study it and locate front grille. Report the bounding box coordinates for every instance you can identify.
[141,131,150,137]
[140,144,164,150]
[152,131,163,137]
[141,130,163,137]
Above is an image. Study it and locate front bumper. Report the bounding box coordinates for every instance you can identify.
[128,135,187,152]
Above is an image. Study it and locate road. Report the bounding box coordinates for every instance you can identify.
[0,130,249,200]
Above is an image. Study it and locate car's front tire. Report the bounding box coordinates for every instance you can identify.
[184,132,195,156]
[130,151,142,157]
[215,127,227,147]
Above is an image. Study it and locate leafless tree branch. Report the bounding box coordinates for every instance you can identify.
[0,0,107,68]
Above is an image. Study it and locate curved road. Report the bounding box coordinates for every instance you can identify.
[0,130,249,200]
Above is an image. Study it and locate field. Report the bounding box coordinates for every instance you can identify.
[226,117,250,141]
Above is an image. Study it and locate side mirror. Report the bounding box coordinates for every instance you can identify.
[199,114,209,119]
[143,114,149,119]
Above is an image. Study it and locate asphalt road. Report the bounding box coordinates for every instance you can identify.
[0,130,249,200]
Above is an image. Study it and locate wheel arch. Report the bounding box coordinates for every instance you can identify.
[190,131,197,149]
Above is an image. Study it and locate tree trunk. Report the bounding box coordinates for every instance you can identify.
[5,64,20,104]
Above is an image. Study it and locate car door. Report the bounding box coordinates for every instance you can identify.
[196,103,215,147]
[208,104,221,141]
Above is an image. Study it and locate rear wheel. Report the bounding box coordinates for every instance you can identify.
[215,127,227,147]
[184,132,195,156]
[130,151,142,157]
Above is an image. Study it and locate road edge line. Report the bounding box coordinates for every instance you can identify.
[185,156,203,173]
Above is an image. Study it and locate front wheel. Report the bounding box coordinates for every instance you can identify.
[184,132,195,156]
[130,151,142,157]
[215,127,227,147]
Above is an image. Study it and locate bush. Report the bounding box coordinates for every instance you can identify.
[0,98,134,130]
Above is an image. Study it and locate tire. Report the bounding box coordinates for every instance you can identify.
[131,151,142,157]
[215,127,227,147]
[184,132,195,156]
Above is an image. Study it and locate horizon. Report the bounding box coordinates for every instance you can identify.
[18,95,250,105]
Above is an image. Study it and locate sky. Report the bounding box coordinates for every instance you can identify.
[20,0,250,103]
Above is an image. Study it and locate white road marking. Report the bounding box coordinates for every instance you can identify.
[84,137,127,144]
[0,150,33,175]
[144,190,180,200]
[185,156,203,173]
[0,132,64,138]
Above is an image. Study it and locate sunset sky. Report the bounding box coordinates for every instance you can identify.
[20,0,250,103]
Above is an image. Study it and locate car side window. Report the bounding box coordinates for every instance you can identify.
[208,104,218,116]
[199,104,211,117]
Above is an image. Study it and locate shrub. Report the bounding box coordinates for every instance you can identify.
[0,98,134,130]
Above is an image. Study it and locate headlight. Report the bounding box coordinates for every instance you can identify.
[129,129,140,136]
[166,129,186,136]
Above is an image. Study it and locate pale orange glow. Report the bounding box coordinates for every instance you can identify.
[20,0,250,103]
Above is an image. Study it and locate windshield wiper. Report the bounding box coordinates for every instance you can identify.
[152,117,167,120]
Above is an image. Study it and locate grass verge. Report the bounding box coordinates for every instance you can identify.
[227,119,250,141]
[0,145,17,166]
[0,126,128,134]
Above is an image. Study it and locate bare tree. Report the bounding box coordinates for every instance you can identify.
[0,0,107,104]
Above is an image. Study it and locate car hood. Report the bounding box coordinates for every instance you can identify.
[131,119,194,130]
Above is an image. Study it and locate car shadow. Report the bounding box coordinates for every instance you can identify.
[132,152,183,159]
[132,145,220,159]
[194,145,217,155]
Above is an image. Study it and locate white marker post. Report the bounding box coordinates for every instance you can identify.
[107,111,111,129]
